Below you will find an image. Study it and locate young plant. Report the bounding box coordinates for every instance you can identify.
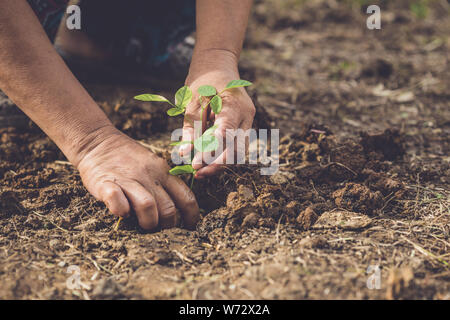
[134,79,252,191]
[110,80,252,231]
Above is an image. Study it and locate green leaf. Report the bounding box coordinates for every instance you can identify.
[169,140,193,146]
[198,85,217,97]
[210,95,222,114]
[169,165,195,175]
[134,94,172,104]
[194,134,219,153]
[175,86,193,109]
[167,107,185,116]
[225,80,253,90]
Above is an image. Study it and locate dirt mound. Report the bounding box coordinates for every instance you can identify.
[1,0,448,299]
[196,127,407,241]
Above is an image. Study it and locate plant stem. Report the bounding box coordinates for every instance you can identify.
[190,173,195,190]
[114,217,122,231]
[199,89,228,123]
[200,102,207,129]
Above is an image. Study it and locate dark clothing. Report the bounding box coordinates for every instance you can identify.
[26,0,196,68]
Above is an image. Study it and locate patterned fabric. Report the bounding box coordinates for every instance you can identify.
[27,0,69,41]
[26,0,196,68]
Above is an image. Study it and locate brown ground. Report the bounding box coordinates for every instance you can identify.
[0,0,449,299]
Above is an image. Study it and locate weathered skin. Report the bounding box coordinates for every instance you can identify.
[0,0,254,230]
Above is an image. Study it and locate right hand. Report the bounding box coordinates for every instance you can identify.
[73,127,200,230]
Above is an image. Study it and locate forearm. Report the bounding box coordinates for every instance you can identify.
[188,0,253,80]
[0,0,115,165]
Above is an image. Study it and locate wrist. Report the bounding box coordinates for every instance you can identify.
[187,47,240,84]
[66,122,121,168]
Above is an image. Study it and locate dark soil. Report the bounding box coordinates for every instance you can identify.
[0,0,449,299]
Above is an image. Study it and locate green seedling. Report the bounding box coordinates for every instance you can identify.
[114,80,252,230]
[134,79,252,190]
[123,80,252,231]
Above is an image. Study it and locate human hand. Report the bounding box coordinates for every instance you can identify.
[73,127,200,230]
[181,69,256,178]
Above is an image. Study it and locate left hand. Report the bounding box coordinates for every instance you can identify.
[180,67,255,179]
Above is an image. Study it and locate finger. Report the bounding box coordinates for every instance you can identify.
[192,128,230,173]
[193,141,230,175]
[192,151,206,170]
[194,117,239,173]
[240,116,254,131]
[191,116,236,171]
[236,117,253,163]
[195,150,228,177]
[164,174,200,230]
[196,114,254,177]
[191,143,223,171]
[98,181,131,218]
[119,180,158,230]
[180,124,194,156]
[152,183,177,229]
